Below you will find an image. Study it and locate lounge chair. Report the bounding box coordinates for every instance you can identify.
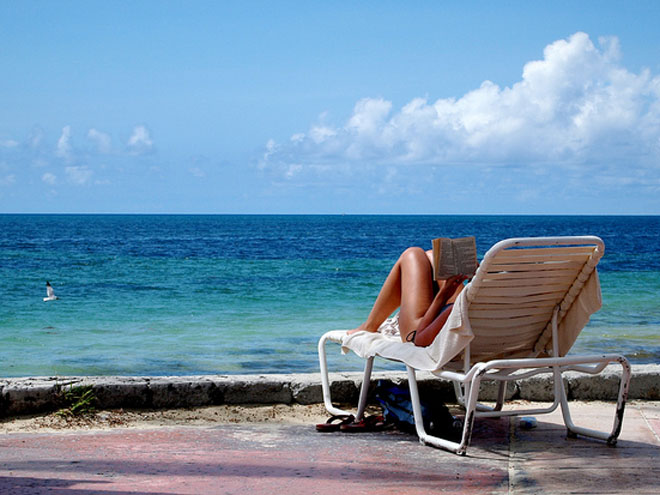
[318,236,631,455]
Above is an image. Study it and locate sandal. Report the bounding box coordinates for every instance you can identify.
[340,415,388,433]
[316,414,355,432]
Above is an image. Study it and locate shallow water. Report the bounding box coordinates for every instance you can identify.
[1,214,658,376]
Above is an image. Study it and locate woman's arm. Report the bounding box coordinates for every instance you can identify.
[413,275,465,347]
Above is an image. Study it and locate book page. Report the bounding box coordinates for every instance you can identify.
[432,236,477,280]
[451,236,477,278]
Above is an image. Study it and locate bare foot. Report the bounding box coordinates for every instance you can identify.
[347,325,377,335]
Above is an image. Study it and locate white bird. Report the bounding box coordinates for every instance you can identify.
[44,281,58,302]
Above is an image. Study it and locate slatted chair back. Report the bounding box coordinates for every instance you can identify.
[463,237,604,363]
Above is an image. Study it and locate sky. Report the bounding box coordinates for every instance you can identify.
[1,1,660,214]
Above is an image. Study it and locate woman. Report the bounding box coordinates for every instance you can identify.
[348,247,466,347]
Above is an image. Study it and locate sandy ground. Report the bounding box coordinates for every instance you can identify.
[0,404,341,434]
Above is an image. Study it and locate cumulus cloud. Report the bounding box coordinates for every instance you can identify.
[263,32,660,175]
[65,166,92,185]
[127,125,154,155]
[87,128,112,153]
[56,125,73,159]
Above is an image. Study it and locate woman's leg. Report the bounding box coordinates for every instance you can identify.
[349,247,435,339]
[397,248,436,341]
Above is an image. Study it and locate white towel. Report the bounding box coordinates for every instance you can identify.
[555,269,602,356]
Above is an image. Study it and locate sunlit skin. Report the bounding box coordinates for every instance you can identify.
[348,247,466,347]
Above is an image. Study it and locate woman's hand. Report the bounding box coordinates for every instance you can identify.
[439,274,467,297]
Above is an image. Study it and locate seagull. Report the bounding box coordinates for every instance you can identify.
[44,281,58,302]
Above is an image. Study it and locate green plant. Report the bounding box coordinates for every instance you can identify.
[56,385,97,417]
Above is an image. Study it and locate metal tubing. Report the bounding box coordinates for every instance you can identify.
[317,333,353,417]
[406,366,466,455]
[355,357,374,421]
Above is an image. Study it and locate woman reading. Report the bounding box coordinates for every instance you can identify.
[348,247,467,347]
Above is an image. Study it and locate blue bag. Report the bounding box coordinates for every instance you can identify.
[374,380,462,440]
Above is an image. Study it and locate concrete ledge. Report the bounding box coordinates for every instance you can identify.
[1,364,658,418]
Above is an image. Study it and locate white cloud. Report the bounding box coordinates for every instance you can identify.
[263,32,660,176]
[65,166,92,185]
[56,125,73,159]
[87,128,112,153]
[1,139,19,148]
[190,167,206,178]
[42,172,57,185]
[127,125,154,155]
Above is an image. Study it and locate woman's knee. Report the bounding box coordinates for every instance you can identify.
[399,246,427,263]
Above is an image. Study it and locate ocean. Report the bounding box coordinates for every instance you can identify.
[1,214,658,377]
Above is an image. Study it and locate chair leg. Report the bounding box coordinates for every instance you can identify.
[406,366,472,455]
[355,357,374,421]
[452,381,466,407]
[493,381,507,411]
[556,356,631,445]
[318,332,353,417]
[607,356,632,445]
[454,375,505,413]
[554,364,578,438]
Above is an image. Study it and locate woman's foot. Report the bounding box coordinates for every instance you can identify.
[347,324,377,335]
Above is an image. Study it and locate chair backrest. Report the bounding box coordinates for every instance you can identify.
[463,236,604,362]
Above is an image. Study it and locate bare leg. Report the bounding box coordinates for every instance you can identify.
[349,247,436,339]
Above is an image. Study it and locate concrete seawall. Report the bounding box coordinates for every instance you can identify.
[1,364,658,418]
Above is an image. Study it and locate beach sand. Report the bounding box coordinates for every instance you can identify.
[0,403,335,434]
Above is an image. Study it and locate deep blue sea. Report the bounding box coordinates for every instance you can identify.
[1,214,658,377]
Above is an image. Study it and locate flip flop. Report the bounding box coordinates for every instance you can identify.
[340,415,388,433]
[315,414,355,432]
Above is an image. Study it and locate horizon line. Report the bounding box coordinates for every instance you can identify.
[2,212,660,217]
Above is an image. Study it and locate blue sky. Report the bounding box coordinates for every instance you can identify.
[1,1,660,214]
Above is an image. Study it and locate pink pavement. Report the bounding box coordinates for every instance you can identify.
[1,401,658,494]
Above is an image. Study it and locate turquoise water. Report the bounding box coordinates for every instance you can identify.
[1,214,658,377]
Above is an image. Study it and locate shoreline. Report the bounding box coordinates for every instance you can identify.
[2,364,658,419]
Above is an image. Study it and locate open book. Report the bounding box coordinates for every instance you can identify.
[432,236,477,280]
